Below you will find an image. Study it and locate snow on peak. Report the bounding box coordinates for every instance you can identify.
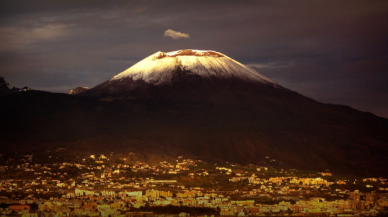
[111,49,277,86]
[164,49,224,57]
[150,50,224,60]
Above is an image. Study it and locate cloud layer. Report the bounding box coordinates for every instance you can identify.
[164,29,189,39]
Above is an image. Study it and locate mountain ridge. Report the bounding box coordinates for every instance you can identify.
[0,76,31,97]
[65,86,89,95]
[81,49,285,103]
[1,50,388,177]
[110,49,277,85]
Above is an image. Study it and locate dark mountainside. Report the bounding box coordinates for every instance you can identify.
[0,76,31,97]
[65,86,90,95]
[1,50,387,177]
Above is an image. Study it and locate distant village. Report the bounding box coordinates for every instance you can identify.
[0,149,387,217]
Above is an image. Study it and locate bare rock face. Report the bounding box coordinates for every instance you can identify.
[65,86,90,95]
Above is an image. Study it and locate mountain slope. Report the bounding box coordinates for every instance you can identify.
[1,90,387,176]
[0,77,31,97]
[1,50,388,177]
[111,50,276,85]
[65,86,89,95]
[81,50,281,102]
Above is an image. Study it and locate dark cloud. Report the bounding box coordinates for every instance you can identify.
[0,0,388,117]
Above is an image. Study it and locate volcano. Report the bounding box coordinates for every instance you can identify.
[81,49,285,102]
[1,49,388,176]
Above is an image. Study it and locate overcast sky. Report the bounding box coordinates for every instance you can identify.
[1,0,388,118]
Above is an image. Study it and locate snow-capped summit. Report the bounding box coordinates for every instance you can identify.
[111,49,277,86]
[81,49,285,101]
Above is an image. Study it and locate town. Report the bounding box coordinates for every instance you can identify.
[0,148,387,217]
